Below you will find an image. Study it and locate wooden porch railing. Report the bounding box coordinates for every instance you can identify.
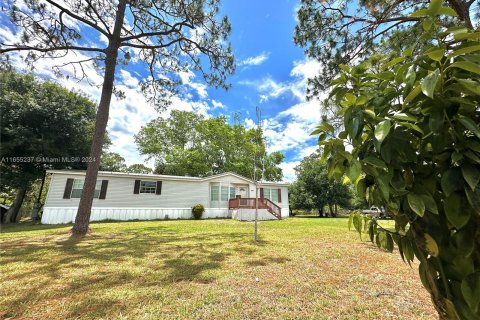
[228,198,281,220]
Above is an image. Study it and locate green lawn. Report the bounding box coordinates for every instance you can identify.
[0,218,435,319]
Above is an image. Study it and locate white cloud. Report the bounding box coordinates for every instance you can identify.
[291,59,322,81]
[211,99,225,109]
[0,21,218,168]
[238,52,269,67]
[240,59,327,181]
[277,99,324,125]
[244,118,255,129]
[264,119,316,154]
[239,75,294,103]
[178,69,208,98]
[119,70,139,88]
[280,161,300,182]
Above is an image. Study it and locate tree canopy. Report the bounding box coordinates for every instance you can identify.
[312,3,480,318]
[135,110,284,181]
[100,152,127,172]
[0,68,97,222]
[0,0,235,235]
[289,151,352,217]
[100,152,152,173]
[294,0,478,95]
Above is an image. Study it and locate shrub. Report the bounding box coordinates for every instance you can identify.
[191,204,205,220]
[315,13,480,319]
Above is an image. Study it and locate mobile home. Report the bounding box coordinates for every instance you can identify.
[41,170,289,224]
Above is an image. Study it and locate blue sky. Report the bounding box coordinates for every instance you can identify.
[0,0,324,181]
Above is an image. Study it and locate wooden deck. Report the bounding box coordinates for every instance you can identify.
[228,198,281,219]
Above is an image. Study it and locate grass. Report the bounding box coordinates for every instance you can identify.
[0,218,436,319]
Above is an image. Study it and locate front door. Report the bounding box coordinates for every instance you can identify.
[237,186,248,198]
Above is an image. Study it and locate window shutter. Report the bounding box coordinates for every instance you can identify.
[134,180,140,194]
[63,178,74,199]
[260,187,264,198]
[99,180,108,199]
[277,188,282,203]
[156,181,162,195]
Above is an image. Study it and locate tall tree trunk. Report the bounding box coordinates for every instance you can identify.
[71,0,127,237]
[447,0,474,29]
[318,207,324,217]
[31,170,46,221]
[328,203,333,217]
[3,187,27,224]
[334,203,338,217]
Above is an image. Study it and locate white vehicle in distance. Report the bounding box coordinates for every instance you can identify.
[362,206,390,219]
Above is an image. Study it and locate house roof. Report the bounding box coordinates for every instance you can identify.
[46,170,289,186]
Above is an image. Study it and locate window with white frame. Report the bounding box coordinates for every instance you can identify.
[211,185,219,201]
[220,186,229,201]
[71,179,102,198]
[140,181,157,194]
[263,188,279,202]
[211,184,233,201]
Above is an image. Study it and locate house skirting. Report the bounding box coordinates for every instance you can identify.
[41,207,231,224]
[232,208,278,221]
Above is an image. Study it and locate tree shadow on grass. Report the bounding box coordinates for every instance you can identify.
[0,228,262,319]
[0,221,72,234]
[245,256,291,267]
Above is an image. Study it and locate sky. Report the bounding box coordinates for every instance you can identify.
[0,0,324,182]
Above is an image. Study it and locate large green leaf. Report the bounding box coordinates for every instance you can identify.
[420,194,438,214]
[448,255,474,280]
[462,164,480,191]
[444,193,470,229]
[347,116,362,138]
[428,0,442,16]
[403,85,422,104]
[403,238,414,263]
[374,120,391,143]
[352,212,363,237]
[407,193,425,217]
[404,65,416,85]
[377,231,387,250]
[461,272,480,313]
[457,79,480,95]
[465,187,480,215]
[385,233,394,253]
[391,112,417,122]
[347,159,362,183]
[426,47,445,61]
[421,68,440,98]
[362,156,387,170]
[453,228,475,257]
[450,61,480,75]
[448,45,480,59]
[376,174,390,200]
[444,299,461,320]
[424,233,439,257]
[458,115,480,139]
[441,168,464,197]
[438,7,458,17]
[410,9,429,18]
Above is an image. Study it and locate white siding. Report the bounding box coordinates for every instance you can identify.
[257,185,289,218]
[207,175,252,184]
[44,173,208,208]
[41,207,231,224]
[42,171,290,223]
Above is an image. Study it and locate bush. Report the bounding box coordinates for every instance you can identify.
[315,14,480,319]
[191,204,205,220]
